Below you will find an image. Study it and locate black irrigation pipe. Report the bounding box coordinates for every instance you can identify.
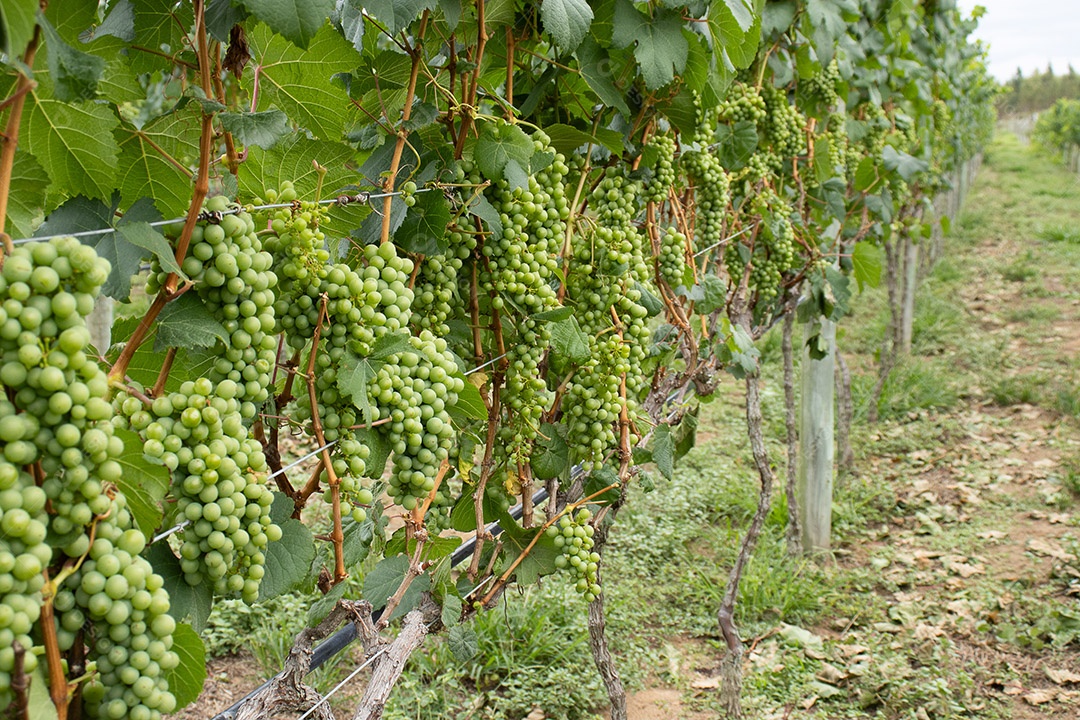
[211,486,552,720]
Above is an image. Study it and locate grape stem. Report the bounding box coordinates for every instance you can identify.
[212,43,241,177]
[305,294,347,583]
[380,11,430,246]
[454,0,487,158]
[0,24,40,261]
[40,571,72,720]
[151,347,177,397]
[410,457,450,536]
[11,642,28,718]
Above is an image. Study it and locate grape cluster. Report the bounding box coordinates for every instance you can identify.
[151,196,278,419]
[0,237,179,720]
[657,226,689,290]
[803,58,841,107]
[644,134,677,205]
[762,85,808,165]
[371,332,464,510]
[725,192,796,303]
[475,130,568,465]
[116,377,280,602]
[823,112,850,176]
[548,507,600,602]
[718,82,767,124]
[411,239,469,338]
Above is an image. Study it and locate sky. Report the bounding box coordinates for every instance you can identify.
[954,0,1080,82]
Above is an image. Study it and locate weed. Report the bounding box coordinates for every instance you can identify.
[1038,224,1080,244]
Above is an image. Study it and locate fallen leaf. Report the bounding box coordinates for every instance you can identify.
[1003,679,1024,696]
[915,623,946,640]
[1046,668,1080,685]
[977,530,1007,540]
[1027,538,1076,562]
[1023,689,1056,705]
[1050,513,1071,525]
[801,696,818,710]
[837,644,870,658]
[817,662,848,684]
[691,676,720,690]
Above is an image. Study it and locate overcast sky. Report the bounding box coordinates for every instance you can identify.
[954,1,1080,81]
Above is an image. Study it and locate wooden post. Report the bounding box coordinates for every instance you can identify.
[900,236,917,354]
[797,318,835,553]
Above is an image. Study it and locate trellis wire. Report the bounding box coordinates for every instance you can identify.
[693,226,752,258]
[10,188,435,246]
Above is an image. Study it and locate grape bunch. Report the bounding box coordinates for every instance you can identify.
[369,331,463,510]
[762,84,808,165]
[718,82,767,125]
[116,377,280,603]
[548,507,600,602]
[410,241,468,338]
[682,96,731,249]
[725,192,797,303]
[150,196,279,419]
[0,237,179,720]
[657,226,689,290]
[475,129,568,465]
[644,134,677,205]
[803,58,842,108]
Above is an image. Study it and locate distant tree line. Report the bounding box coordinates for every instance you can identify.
[998,65,1080,116]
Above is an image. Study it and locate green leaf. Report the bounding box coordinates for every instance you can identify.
[239,0,334,48]
[307,582,348,625]
[27,667,58,720]
[549,316,590,362]
[715,121,758,169]
[853,156,879,192]
[39,13,105,102]
[0,0,37,58]
[147,545,214,632]
[440,593,462,628]
[153,294,229,352]
[129,0,193,73]
[475,123,535,183]
[353,426,392,479]
[468,195,503,238]
[363,555,431,618]
[385,532,462,561]
[247,23,361,139]
[583,465,621,505]
[342,513,377,568]
[113,428,170,538]
[116,102,200,219]
[705,0,761,71]
[533,306,573,322]
[575,38,631,116]
[696,274,727,314]
[117,221,185,280]
[541,0,593,51]
[395,188,451,255]
[531,422,568,480]
[239,134,360,203]
[612,2,688,90]
[673,406,698,461]
[206,0,250,41]
[166,623,207,710]
[259,518,317,600]
[451,376,488,421]
[635,281,663,316]
[652,423,675,479]
[882,145,928,182]
[26,96,120,201]
[448,624,478,661]
[337,332,413,424]
[851,242,882,291]
[219,109,292,149]
[824,266,851,320]
[804,0,856,65]
[5,152,49,240]
[497,512,560,585]
[333,0,365,51]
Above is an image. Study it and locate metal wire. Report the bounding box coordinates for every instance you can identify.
[693,226,752,258]
[12,188,435,246]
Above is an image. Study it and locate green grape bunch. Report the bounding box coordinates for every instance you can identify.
[547,507,601,601]
[0,237,179,720]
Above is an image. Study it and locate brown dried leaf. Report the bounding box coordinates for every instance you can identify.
[1023,689,1056,705]
[1046,668,1080,685]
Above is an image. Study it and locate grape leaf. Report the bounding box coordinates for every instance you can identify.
[540,0,593,52]
[385,531,462,561]
[363,554,431,619]
[882,145,928,182]
[147,545,214,632]
[496,511,560,585]
[115,103,200,219]
[549,316,590,362]
[130,0,194,74]
[38,13,105,102]
[5,152,49,240]
[117,219,185,279]
[704,0,762,72]
[851,241,882,291]
[652,423,675,480]
[219,109,291,149]
[450,375,487,421]
[27,668,58,720]
[239,0,333,48]
[153,294,229,352]
[575,37,631,117]
[307,582,348,625]
[113,428,170,538]
[395,188,451,255]
[353,426,392,479]
[333,0,366,51]
[259,518,316,600]
[448,624,478,661]
[166,623,207,710]
[26,96,120,201]
[475,123,534,183]
[247,23,360,139]
[0,0,37,58]
[337,331,413,423]
[342,514,377,568]
[206,0,249,41]
[440,593,462,628]
[467,195,503,238]
[612,2,688,90]
[531,422,568,480]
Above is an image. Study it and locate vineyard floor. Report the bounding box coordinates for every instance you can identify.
[173,132,1080,720]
